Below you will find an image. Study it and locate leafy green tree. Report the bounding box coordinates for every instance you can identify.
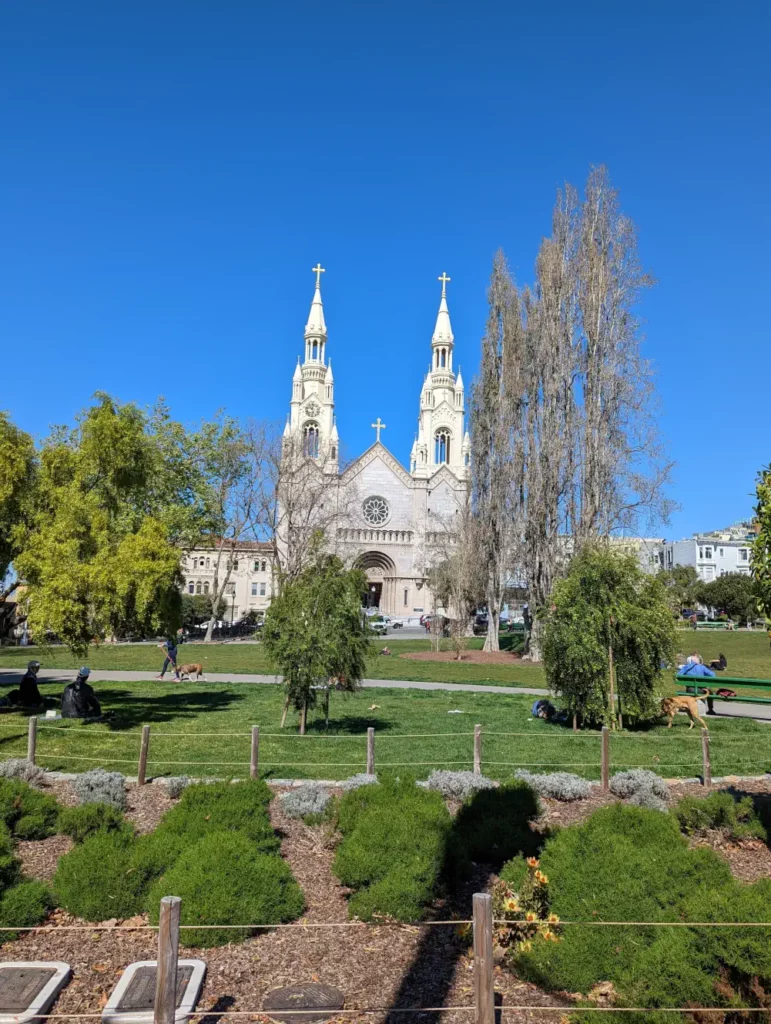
[14,395,188,653]
[181,594,215,627]
[262,555,372,733]
[753,465,771,623]
[658,564,701,615]
[0,413,37,597]
[697,573,756,625]
[543,545,676,727]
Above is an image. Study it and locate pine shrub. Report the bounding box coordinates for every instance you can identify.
[0,824,21,890]
[0,759,46,787]
[333,779,451,921]
[449,780,542,876]
[675,791,767,842]
[0,778,59,840]
[420,770,495,801]
[0,880,52,941]
[514,770,592,802]
[73,769,127,810]
[58,803,133,844]
[146,831,304,946]
[156,780,279,853]
[53,830,145,920]
[279,783,331,820]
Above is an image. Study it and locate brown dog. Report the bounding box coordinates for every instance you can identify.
[661,693,710,730]
[177,663,205,681]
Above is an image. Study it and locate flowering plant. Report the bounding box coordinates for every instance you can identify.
[491,857,561,956]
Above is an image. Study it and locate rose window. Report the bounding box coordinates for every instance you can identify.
[362,495,390,527]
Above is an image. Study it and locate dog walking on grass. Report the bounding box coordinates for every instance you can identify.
[661,693,710,730]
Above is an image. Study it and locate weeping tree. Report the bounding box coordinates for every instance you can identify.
[262,553,372,733]
[752,464,771,623]
[542,545,676,728]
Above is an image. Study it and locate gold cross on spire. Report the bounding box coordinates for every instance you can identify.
[371,417,387,443]
[312,263,326,288]
[438,272,451,297]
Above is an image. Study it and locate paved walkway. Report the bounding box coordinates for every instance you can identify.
[0,668,549,698]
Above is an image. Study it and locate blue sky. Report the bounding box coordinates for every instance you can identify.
[1,1,768,540]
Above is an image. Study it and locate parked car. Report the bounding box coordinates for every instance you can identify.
[370,616,388,635]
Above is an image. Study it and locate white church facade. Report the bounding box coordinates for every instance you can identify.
[283,266,471,616]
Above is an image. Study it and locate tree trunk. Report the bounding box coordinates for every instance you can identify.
[524,618,543,662]
[299,700,307,735]
[280,693,290,728]
[484,605,500,653]
[608,641,617,730]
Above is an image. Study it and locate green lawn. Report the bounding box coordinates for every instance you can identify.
[0,680,767,782]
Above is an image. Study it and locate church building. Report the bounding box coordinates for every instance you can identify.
[283,266,471,616]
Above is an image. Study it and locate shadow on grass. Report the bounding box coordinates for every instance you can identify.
[303,716,395,735]
[382,783,546,1023]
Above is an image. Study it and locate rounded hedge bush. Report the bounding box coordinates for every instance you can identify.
[58,803,133,844]
[53,831,145,921]
[0,880,52,941]
[147,831,304,946]
[0,779,59,840]
[157,780,279,854]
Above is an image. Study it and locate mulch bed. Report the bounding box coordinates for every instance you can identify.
[401,650,522,664]
[6,775,771,1022]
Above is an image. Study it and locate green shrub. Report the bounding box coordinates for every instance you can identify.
[507,803,771,1014]
[53,831,145,921]
[333,780,450,921]
[0,880,52,941]
[156,781,279,853]
[129,828,188,891]
[449,780,542,876]
[0,779,59,840]
[0,824,20,891]
[58,803,133,844]
[675,791,767,842]
[147,832,304,947]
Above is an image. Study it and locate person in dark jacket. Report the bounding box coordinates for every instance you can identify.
[61,667,102,719]
[8,661,44,707]
[156,638,180,681]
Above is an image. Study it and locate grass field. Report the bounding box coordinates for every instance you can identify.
[2,630,769,687]
[0,679,767,782]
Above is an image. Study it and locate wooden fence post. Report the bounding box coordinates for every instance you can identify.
[251,725,260,780]
[473,724,482,775]
[138,725,151,786]
[601,726,610,792]
[27,717,37,766]
[366,727,375,775]
[473,892,495,1024]
[701,729,712,788]
[154,896,181,1024]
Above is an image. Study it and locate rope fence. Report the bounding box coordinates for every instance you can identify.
[3,718,768,786]
[7,895,770,1024]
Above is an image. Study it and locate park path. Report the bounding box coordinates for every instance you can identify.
[0,667,549,697]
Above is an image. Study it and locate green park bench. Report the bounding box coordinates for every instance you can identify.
[695,621,734,630]
[676,673,771,708]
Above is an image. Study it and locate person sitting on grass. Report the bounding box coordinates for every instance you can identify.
[156,637,180,681]
[7,660,44,707]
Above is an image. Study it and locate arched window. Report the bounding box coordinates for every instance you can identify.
[303,422,319,458]
[312,340,318,360]
[261,560,267,572]
[205,557,210,569]
[203,581,209,595]
[440,348,446,368]
[196,581,202,594]
[188,582,194,594]
[331,445,337,460]
[434,429,451,464]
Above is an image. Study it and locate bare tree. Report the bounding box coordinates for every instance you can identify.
[426,495,484,660]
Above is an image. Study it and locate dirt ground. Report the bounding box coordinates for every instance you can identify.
[6,775,771,1023]
[401,650,523,664]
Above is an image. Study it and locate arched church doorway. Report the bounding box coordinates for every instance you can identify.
[355,551,396,611]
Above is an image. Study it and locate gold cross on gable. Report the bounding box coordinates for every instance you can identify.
[438,271,451,297]
[312,263,326,287]
[371,417,387,443]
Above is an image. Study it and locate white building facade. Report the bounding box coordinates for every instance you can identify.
[663,536,754,582]
[281,269,471,616]
[181,542,275,620]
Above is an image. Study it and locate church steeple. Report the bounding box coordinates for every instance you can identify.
[431,272,454,373]
[304,263,327,364]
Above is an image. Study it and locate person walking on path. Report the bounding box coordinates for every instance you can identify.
[156,637,180,681]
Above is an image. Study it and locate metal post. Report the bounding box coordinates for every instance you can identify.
[701,729,712,788]
[601,726,610,792]
[138,725,151,786]
[154,896,181,1024]
[366,727,375,775]
[250,725,259,780]
[27,716,37,765]
[473,892,494,1024]
[473,724,482,775]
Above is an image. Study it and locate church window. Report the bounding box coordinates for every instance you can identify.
[434,429,451,464]
[196,581,202,594]
[303,422,320,458]
[331,445,337,460]
[188,582,194,594]
[403,588,409,607]
[312,341,318,359]
[362,495,390,527]
[440,348,446,368]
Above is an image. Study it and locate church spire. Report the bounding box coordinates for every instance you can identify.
[304,263,327,364]
[431,272,454,371]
